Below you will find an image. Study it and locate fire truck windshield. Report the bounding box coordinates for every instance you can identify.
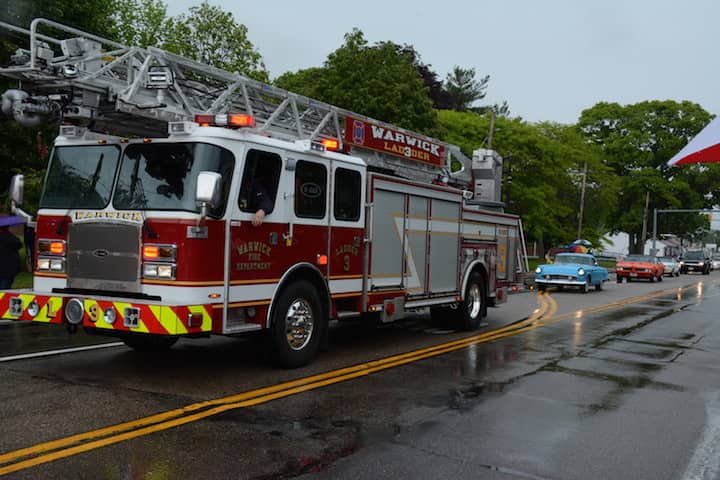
[113,142,234,217]
[40,145,121,209]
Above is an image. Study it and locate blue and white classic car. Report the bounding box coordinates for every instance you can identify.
[535,253,609,293]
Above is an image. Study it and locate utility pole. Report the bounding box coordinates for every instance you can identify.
[577,162,587,240]
[640,191,650,254]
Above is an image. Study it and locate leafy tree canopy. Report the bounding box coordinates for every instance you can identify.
[275,29,436,134]
[578,100,719,252]
[438,110,613,250]
[111,0,169,48]
[162,1,268,81]
[444,66,488,112]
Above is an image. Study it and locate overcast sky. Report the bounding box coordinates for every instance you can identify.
[166,0,718,125]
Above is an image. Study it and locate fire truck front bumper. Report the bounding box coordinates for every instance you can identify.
[0,290,213,335]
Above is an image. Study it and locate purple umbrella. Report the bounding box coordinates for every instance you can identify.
[0,216,26,227]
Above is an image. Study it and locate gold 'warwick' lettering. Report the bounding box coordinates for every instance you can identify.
[74,211,143,222]
[236,241,272,257]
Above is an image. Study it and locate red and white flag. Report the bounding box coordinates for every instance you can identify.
[668,117,720,166]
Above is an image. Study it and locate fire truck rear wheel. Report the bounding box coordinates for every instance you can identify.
[122,335,178,352]
[455,272,485,331]
[270,280,325,368]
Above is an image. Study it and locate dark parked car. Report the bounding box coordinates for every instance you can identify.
[680,250,711,275]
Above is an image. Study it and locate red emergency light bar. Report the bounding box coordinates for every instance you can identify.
[194,114,257,128]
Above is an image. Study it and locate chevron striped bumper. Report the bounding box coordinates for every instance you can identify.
[0,291,213,335]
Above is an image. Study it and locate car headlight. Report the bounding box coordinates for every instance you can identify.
[535,266,542,274]
[578,268,585,276]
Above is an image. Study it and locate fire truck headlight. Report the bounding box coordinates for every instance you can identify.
[37,257,66,272]
[157,264,175,279]
[27,300,40,318]
[143,264,158,277]
[143,263,176,280]
[103,307,117,324]
[65,298,84,325]
[50,258,65,271]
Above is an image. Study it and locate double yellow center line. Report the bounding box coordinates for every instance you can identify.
[0,286,692,475]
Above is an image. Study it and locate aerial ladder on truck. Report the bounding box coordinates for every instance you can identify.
[1,18,473,185]
[0,18,528,367]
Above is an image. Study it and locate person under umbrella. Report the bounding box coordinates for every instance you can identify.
[0,222,22,289]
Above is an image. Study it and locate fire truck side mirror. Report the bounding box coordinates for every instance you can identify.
[196,171,222,218]
[9,174,24,206]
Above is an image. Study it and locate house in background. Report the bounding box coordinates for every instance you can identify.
[599,233,683,258]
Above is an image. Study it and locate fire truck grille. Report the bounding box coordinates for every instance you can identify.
[67,223,141,292]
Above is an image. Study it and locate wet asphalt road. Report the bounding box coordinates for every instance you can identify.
[1,272,720,479]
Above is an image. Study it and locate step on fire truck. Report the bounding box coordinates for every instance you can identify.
[0,19,528,367]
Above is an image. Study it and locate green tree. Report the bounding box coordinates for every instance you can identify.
[111,0,169,48]
[275,29,436,134]
[392,44,453,109]
[163,1,268,81]
[274,67,325,98]
[444,66,489,112]
[2,0,117,38]
[438,111,612,252]
[578,100,717,252]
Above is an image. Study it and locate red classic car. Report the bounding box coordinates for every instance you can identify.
[615,255,665,283]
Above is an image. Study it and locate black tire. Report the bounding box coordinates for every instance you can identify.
[650,275,655,283]
[537,284,547,292]
[658,273,663,282]
[270,280,325,368]
[582,277,590,293]
[617,276,623,284]
[453,272,485,331]
[595,280,603,291]
[122,335,178,352]
[675,271,680,277]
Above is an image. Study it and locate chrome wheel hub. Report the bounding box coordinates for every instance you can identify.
[284,298,314,351]
[467,284,482,318]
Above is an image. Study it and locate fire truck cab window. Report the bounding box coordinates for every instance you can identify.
[333,168,361,221]
[40,145,120,209]
[238,150,281,214]
[113,142,234,217]
[295,161,327,219]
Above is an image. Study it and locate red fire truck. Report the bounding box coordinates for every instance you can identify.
[0,19,527,367]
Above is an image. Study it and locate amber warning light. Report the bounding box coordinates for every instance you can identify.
[321,139,339,151]
[194,114,256,128]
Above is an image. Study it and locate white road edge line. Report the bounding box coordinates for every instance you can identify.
[0,342,125,362]
[682,391,720,480]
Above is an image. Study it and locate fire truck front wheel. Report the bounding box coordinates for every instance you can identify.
[270,280,325,368]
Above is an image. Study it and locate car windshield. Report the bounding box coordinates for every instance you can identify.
[626,255,654,262]
[554,255,593,265]
[684,251,705,260]
[660,257,675,262]
[40,145,121,209]
[113,142,235,217]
